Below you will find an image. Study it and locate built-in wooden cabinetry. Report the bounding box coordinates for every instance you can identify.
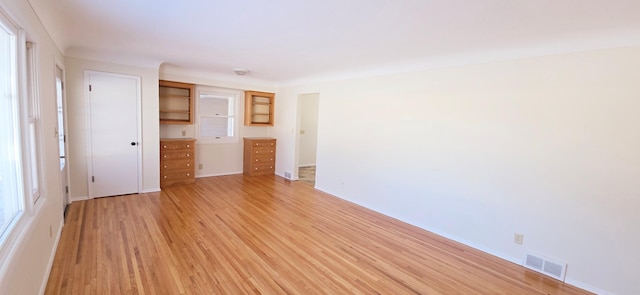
[243,138,276,176]
[160,80,195,124]
[244,91,275,126]
[160,138,196,187]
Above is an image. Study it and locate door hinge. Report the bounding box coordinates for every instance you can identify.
[63,134,66,143]
[65,186,69,193]
[89,85,92,91]
[61,81,64,90]
[92,176,95,182]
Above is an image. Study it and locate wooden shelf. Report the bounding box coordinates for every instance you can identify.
[160,80,195,124]
[161,95,191,99]
[160,109,191,114]
[244,91,275,126]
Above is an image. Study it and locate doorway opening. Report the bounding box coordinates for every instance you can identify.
[295,93,320,186]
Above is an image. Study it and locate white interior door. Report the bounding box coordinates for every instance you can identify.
[87,71,141,198]
[55,65,69,210]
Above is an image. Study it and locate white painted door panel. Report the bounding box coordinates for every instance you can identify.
[56,66,69,210]
[88,72,140,198]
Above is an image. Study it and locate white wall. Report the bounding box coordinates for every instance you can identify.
[65,57,161,198]
[297,93,319,167]
[274,46,640,295]
[159,71,275,177]
[0,0,66,294]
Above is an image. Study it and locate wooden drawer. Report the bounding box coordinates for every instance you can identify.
[250,155,275,165]
[161,140,194,151]
[161,150,194,160]
[161,170,194,181]
[251,140,276,147]
[250,164,275,175]
[252,147,275,155]
[161,170,195,186]
[161,159,194,171]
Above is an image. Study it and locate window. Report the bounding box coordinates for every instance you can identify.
[196,87,239,144]
[26,42,42,204]
[0,12,24,242]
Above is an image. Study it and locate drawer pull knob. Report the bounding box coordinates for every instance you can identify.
[187,154,191,157]
[163,165,167,168]
[163,155,167,158]
[186,144,190,148]
[163,145,167,148]
[186,164,190,167]
[163,176,167,179]
[187,173,190,176]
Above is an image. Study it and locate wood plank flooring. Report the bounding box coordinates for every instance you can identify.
[45,175,592,294]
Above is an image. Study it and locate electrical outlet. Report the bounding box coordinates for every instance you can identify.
[514,233,524,245]
[198,163,203,169]
[284,172,291,179]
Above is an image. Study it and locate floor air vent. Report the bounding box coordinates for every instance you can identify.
[523,252,567,281]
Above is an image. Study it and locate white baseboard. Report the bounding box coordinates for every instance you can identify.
[196,171,243,178]
[298,164,316,168]
[276,172,299,181]
[38,219,64,295]
[69,195,89,202]
[141,188,160,193]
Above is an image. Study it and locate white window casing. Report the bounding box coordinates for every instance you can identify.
[195,87,240,144]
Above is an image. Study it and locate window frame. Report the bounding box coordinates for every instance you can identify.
[24,41,42,205]
[195,86,240,144]
[0,7,28,269]
[0,7,46,280]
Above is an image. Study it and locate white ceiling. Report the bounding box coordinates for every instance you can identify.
[28,0,640,85]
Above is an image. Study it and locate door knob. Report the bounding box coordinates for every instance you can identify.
[131,142,137,146]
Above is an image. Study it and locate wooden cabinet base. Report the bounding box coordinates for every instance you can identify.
[243,138,276,176]
[161,138,196,187]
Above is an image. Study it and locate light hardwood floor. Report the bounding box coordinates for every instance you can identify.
[45,175,592,294]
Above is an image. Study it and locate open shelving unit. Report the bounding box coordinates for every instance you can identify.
[244,91,275,126]
[159,80,195,124]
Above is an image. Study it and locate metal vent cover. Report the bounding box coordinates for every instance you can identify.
[524,252,567,281]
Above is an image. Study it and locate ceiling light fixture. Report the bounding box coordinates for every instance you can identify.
[233,68,249,76]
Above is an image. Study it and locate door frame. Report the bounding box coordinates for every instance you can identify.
[55,60,70,210]
[84,70,142,199]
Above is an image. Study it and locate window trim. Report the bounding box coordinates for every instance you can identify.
[195,86,240,144]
